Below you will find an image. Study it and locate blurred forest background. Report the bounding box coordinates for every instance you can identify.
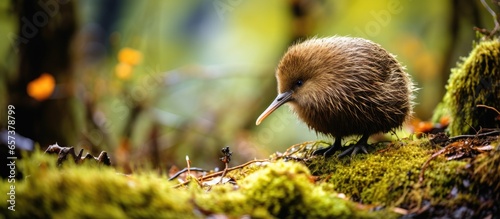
[0,0,498,172]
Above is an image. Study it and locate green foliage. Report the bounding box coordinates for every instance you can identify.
[434,39,500,136]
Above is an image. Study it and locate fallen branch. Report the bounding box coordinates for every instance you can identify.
[45,143,111,166]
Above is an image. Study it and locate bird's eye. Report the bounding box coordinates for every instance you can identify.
[296,80,303,87]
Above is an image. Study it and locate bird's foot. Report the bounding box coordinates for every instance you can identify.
[312,142,341,157]
[337,143,369,158]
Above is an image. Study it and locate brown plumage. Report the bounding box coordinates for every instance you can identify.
[256,36,415,157]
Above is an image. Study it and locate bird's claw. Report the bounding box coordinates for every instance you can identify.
[338,144,369,158]
[312,146,340,157]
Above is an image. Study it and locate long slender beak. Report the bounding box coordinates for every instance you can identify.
[256,91,293,125]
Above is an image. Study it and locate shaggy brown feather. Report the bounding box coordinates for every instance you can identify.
[257,36,415,157]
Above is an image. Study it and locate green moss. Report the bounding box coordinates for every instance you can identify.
[3,139,498,218]
[195,161,391,218]
[433,39,500,135]
[467,139,500,200]
[308,139,434,205]
[0,152,195,219]
[0,150,393,219]
[307,137,500,217]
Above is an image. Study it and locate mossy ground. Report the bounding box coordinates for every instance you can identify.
[1,136,498,218]
[309,135,499,218]
[194,161,388,218]
[1,148,392,219]
[1,151,195,219]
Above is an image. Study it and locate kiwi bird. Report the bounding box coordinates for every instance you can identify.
[256,36,414,157]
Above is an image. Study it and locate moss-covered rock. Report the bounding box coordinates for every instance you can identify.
[433,39,500,136]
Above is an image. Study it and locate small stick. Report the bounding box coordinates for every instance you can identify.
[218,163,229,184]
[173,159,268,188]
[418,148,446,183]
[218,146,232,184]
[168,167,206,181]
[480,0,500,37]
[477,104,500,116]
[186,156,191,177]
[448,130,500,141]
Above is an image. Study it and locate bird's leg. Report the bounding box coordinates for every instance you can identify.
[338,134,369,158]
[313,138,342,157]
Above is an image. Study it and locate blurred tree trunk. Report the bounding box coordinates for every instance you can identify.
[439,0,481,100]
[9,0,79,148]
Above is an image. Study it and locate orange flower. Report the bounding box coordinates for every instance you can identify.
[118,47,142,66]
[115,62,133,80]
[27,73,55,101]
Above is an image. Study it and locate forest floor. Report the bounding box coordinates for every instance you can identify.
[1,129,499,218]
